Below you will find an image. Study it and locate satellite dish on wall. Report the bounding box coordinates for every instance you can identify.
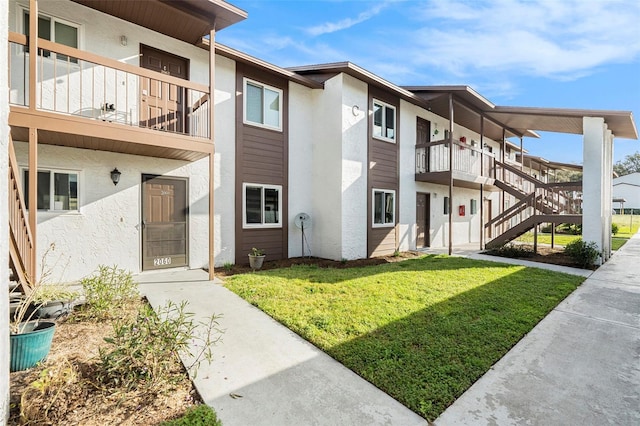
[294,213,312,258]
[294,213,311,229]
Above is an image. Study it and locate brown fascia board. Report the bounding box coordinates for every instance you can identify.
[404,85,496,110]
[203,41,323,89]
[161,0,248,31]
[289,62,431,109]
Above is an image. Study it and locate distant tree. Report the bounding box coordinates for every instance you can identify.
[614,151,640,176]
[554,169,582,182]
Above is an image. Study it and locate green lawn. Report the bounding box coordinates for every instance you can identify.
[516,215,639,250]
[612,214,640,238]
[224,256,584,420]
[516,232,580,246]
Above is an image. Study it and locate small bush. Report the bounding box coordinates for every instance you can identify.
[160,404,222,426]
[486,244,535,258]
[565,239,600,268]
[540,224,554,233]
[80,265,138,320]
[97,300,223,392]
[223,262,234,272]
[611,223,619,235]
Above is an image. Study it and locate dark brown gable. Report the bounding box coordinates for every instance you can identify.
[367,86,399,257]
[235,63,289,264]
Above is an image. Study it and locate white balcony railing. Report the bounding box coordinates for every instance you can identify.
[416,138,495,177]
[9,33,210,139]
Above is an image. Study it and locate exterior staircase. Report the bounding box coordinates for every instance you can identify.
[7,136,34,294]
[485,160,582,249]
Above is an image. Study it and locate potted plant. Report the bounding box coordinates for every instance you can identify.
[9,287,58,372]
[31,285,79,320]
[248,247,266,271]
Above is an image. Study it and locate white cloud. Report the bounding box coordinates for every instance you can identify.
[305,1,393,36]
[406,0,640,80]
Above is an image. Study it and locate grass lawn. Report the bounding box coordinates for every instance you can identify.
[516,215,639,251]
[516,232,580,246]
[224,255,584,420]
[612,214,640,238]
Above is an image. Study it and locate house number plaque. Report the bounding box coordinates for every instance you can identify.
[153,257,172,266]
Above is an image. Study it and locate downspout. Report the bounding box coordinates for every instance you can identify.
[448,94,454,255]
[208,26,216,280]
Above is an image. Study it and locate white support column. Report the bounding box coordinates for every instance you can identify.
[582,117,613,264]
[1,0,11,420]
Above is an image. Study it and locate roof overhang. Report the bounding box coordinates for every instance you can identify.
[289,62,432,109]
[207,43,323,89]
[486,106,638,140]
[72,0,247,44]
[405,86,539,141]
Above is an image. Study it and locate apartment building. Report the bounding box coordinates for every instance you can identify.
[5,0,637,286]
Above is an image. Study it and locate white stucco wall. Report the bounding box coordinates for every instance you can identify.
[288,82,315,258]
[13,142,210,282]
[340,74,368,260]
[213,54,236,266]
[311,75,343,259]
[1,0,11,420]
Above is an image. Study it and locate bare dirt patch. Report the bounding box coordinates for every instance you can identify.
[485,244,592,269]
[214,251,424,277]
[9,301,200,426]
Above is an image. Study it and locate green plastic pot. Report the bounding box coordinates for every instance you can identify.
[10,321,56,372]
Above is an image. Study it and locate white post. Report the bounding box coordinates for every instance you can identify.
[582,117,613,264]
[1,0,11,420]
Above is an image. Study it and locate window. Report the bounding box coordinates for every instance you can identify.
[470,199,478,215]
[23,169,79,211]
[243,183,282,228]
[244,79,282,130]
[444,196,450,214]
[372,100,396,142]
[24,12,79,62]
[373,189,395,226]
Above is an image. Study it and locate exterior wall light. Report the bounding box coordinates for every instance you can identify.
[110,168,122,186]
[120,35,128,46]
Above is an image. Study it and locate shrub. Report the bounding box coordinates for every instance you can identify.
[160,404,222,426]
[97,300,223,392]
[611,223,619,235]
[80,265,138,320]
[569,224,583,235]
[565,239,600,268]
[486,244,535,258]
[540,224,554,233]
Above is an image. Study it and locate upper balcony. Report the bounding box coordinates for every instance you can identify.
[415,136,497,190]
[7,0,247,161]
[8,32,214,161]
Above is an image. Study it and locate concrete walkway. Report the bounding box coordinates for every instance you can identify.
[136,270,427,426]
[136,239,637,425]
[436,233,640,425]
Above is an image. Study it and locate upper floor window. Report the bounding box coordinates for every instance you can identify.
[373,189,395,227]
[23,11,79,62]
[373,99,396,142]
[244,78,282,131]
[243,183,282,228]
[22,169,79,211]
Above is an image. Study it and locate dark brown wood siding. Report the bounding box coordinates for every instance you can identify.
[235,64,288,264]
[367,86,399,257]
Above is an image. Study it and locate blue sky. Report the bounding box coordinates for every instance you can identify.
[216,0,640,164]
